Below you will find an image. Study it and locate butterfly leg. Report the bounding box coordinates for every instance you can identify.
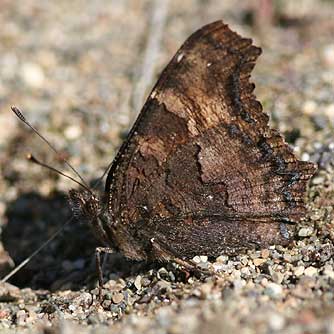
[149,238,211,274]
[95,247,115,301]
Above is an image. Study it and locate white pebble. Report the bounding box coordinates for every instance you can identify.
[298,227,313,237]
[134,275,142,290]
[325,104,334,119]
[294,266,305,277]
[304,266,317,277]
[322,44,334,67]
[265,283,283,297]
[323,265,334,279]
[64,125,82,140]
[302,100,317,115]
[21,62,45,88]
[192,256,201,264]
[268,313,286,331]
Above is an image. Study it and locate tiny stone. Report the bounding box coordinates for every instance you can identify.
[193,256,201,264]
[198,261,209,270]
[294,266,305,277]
[199,255,208,262]
[212,262,224,271]
[168,271,176,281]
[261,249,270,258]
[283,253,292,262]
[68,305,76,312]
[272,271,284,284]
[311,176,325,185]
[241,267,250,276]
[265,283,283,298]
[200,283,212,299]
[15,310,27,326]
[303,100,317,114]
[323,265,334,279]
[233,278,246,290]
[325,103,334,118]
[268,313,285,331]
[253,258,266,266]
[141,277,151,287]
[104,292,113,300]
[298,227,313,237]
[304,266,317,277]
[102,300,111,308]
[322,44,334,67]
[112,292,124,304]
[157,267,169,280]
[87,312,106,325]
[118,279,127,289]
[134,275,142,291]
[250,251,261,259]
[21,62,45,88]
[64,125,82,140]
[216,255,228,263]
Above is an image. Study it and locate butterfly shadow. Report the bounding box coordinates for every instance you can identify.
[2,191,150,292]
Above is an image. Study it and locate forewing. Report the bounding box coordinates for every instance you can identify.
[105,21,316,250]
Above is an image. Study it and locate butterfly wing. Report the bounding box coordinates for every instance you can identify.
[104,21,316,260]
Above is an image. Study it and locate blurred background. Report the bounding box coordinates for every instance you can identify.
[0,0,333,332]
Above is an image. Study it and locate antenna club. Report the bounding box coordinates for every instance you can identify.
[11,106,90,189]
[26,153,39,164]
[11,106,26,122]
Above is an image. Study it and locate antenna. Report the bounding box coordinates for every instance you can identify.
[11,106,90,190]
[92,159,114,190]
[27,153,92,194]
[1,217,73,283]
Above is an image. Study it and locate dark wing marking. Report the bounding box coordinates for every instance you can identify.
[105,21,316,259]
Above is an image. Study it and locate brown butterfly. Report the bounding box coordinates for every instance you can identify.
[65,21,316,275]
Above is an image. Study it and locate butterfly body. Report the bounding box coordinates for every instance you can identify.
[69,21,316,265]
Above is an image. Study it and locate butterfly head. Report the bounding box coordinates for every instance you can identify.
[68,189,102,224]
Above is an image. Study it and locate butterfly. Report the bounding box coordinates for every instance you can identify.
[63,20,315,274]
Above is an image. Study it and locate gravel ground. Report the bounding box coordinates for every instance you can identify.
[0,0,334,333]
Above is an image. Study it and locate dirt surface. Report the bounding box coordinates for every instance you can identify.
[0,1,334,333]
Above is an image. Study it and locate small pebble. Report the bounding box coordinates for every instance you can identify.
[193,256,201,264]
[64,125,82,140]
[298,227,314,237]
[323,265,334,279]
[102,300,111,308]
[304,267,317,277]
[68,305,76,312]
[20,62,45,88]
[261,249,270,259]
[271,272,284,284]
[200,283,212,299]
[15,310,27,326]
[134,275,142,291]
[303,100,317,114]
[268,313,286,331]
[216,255,229,263]
[253,258,266,266]
[325,103,334,119]
[112,293,124,304]
[283,253,292,262]
[265,283,283,298]
[322,44,334,67]
[294,266,305,277]
[233,279,246,290]
[199,255,208,262]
